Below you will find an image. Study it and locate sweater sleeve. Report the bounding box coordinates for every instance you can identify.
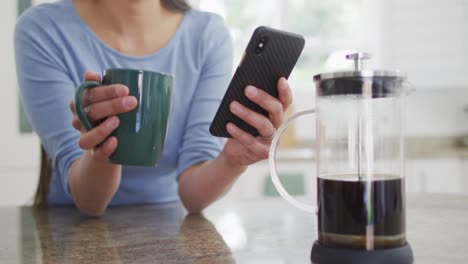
[14,10,83,199]
[176,15,233,176]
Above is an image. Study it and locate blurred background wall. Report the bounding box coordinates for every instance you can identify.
[0,0,40,206]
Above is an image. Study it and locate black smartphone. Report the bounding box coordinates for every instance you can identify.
[209,26,305,138]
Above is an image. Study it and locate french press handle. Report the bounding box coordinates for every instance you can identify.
[269,109,316,213]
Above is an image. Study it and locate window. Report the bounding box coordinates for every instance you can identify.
[195,0,468,139]
[194,0,366,140]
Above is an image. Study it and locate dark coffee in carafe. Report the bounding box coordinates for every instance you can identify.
[317,174,405,249]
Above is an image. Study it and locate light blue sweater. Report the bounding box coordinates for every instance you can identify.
[15,0,232,205]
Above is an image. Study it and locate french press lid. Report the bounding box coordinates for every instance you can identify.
[313,52,407,98]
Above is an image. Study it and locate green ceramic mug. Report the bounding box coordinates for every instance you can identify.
[74,69,173,166]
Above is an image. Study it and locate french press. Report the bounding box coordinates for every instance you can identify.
[269,53,413,263]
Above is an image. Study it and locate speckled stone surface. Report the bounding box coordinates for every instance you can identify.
[0,193,467,263]
[0,202,234,264]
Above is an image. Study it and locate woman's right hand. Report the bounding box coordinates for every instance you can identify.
[69,71,138,162]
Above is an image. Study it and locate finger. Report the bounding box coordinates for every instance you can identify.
[277,77,292,111]
[85,96,137,123]
[69,99,76,114]
[230,101,275,138]
[72,116,83,131]
[92,136,118,162]
[83,71,101,82]
[82,84,129,107]
[78,116,119,150]
[244,86,284,128]
[226,123,269,160]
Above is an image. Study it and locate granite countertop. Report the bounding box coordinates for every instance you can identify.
[0,193,467,263]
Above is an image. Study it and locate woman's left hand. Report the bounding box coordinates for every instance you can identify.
[222,77,292,167]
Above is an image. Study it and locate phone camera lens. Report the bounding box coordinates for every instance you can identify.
[253,35,268,55]
[254,40,266,55]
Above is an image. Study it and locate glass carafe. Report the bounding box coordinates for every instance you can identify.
[269,53,413,263]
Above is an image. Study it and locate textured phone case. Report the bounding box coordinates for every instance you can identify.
[210,26,305,138]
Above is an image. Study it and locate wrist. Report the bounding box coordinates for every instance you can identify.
[71,151,121,183]
[68,150,122,216]
[218,148,248,175]
[83,150,120,168]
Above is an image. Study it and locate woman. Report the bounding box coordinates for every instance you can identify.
[15,0,292,216]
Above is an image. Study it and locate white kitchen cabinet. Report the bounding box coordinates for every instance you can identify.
[406,158,468,194]
[227,157,468,202]
[227,159,317,201]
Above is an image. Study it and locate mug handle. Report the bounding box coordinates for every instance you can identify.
[269,109,316,213]
[74,81,102,131]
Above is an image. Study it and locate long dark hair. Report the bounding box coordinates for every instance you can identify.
[34,146,52,208]
[161,0,191,12]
